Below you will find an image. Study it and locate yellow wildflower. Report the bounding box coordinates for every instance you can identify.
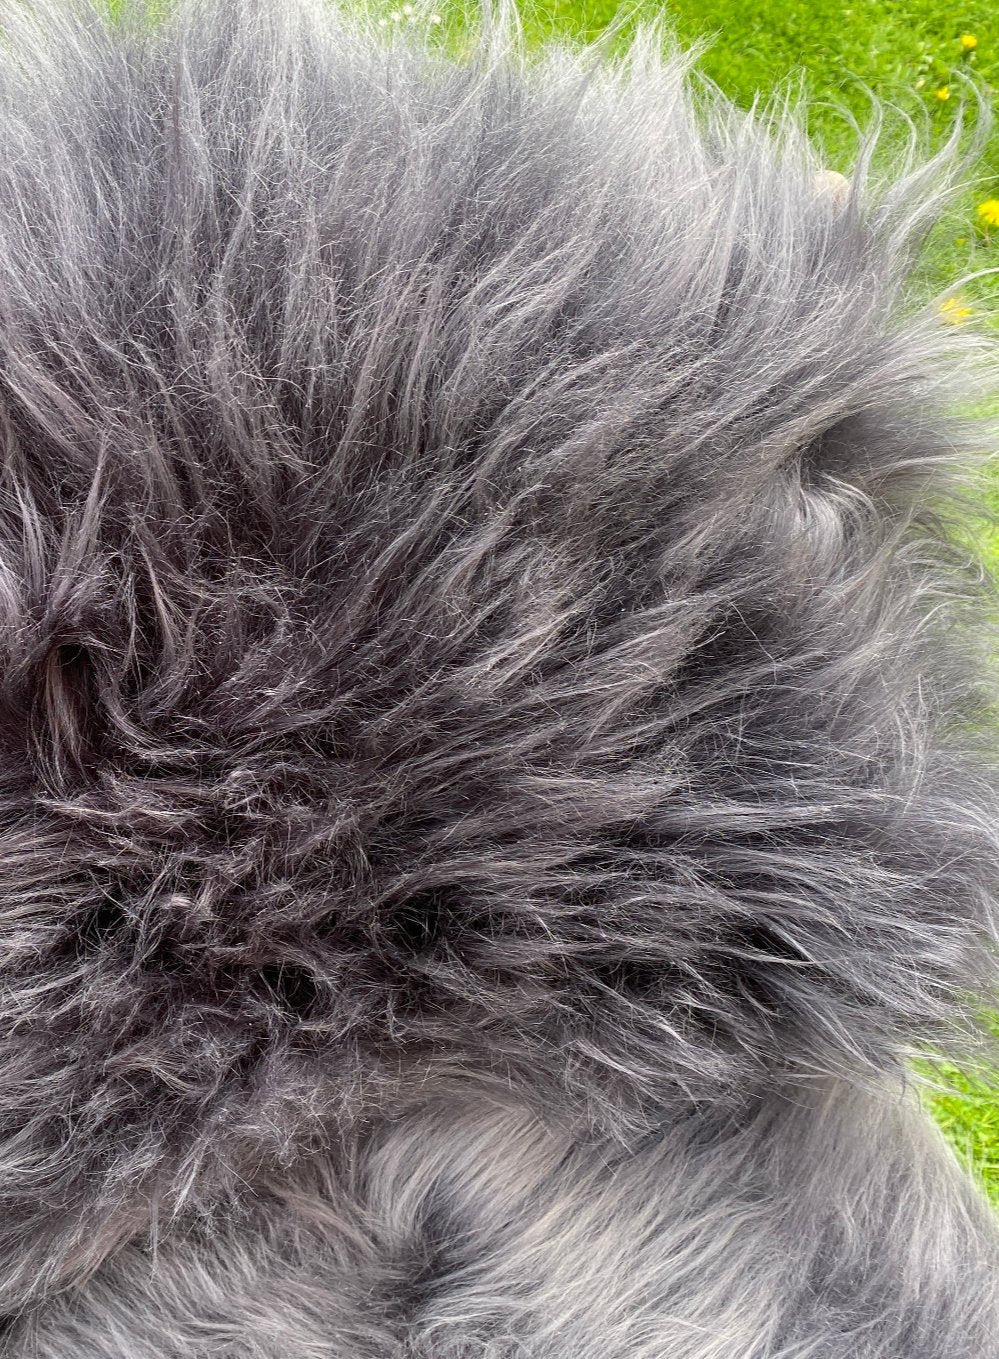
[940,296,973,324]
[960,33,978,50]
[936,85,950,100]
[978,198,999,229]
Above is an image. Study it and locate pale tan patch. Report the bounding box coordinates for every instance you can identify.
[813,169,851,206]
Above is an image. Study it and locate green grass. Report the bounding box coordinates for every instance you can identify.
[378,0,999,1206]
[919,1052,999,1202]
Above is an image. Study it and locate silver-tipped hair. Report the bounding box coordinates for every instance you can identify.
[0,0,997,1354]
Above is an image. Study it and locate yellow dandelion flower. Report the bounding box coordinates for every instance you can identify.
[936,85,950,100]
[940,296,973,324]
[960,33,978,50]
[978,198,999,228]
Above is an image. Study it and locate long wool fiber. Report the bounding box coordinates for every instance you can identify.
[0,0,998,1354]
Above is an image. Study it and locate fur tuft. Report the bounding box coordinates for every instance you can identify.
[0,0,997,1352]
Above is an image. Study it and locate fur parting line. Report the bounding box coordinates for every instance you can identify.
[0,0,997,1353]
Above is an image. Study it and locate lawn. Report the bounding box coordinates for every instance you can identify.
[367,0,999,1205]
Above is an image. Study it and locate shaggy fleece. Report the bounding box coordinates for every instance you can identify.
[0,0,998,1353]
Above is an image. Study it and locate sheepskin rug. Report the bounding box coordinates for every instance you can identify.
[0,0,998,1354]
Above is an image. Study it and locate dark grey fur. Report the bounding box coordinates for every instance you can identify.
[0,0,998,1353]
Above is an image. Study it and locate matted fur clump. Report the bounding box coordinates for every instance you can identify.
[0,0,998,1353]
